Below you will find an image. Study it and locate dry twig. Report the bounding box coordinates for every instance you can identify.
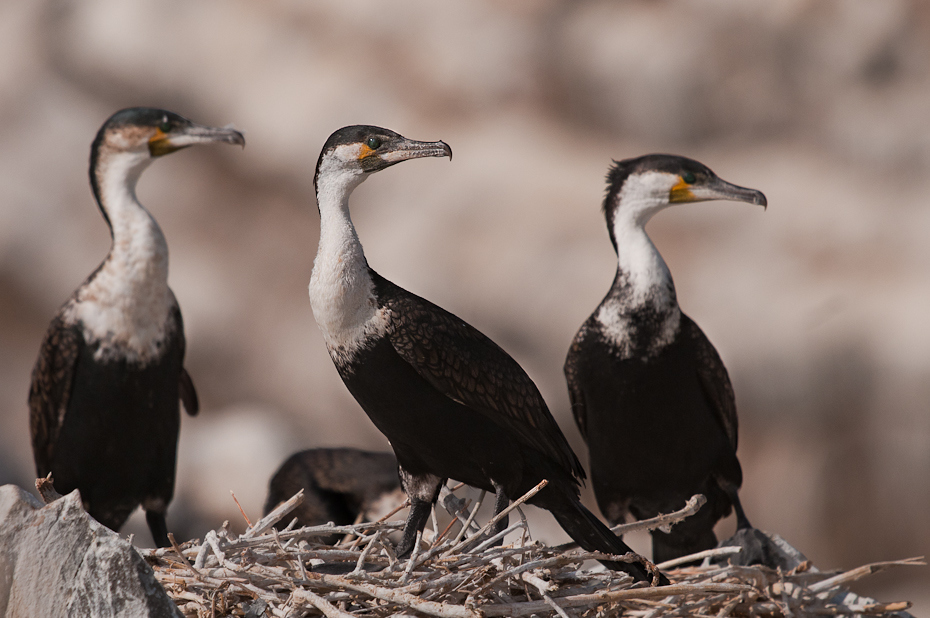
[35,472,62,504]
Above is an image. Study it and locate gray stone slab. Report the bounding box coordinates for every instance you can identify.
[0,485,181,618]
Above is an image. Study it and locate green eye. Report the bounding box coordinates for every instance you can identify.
[682,172,696,184]
[366,136,382,149]
[158,119,172,133]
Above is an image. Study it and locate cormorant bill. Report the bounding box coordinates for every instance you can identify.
[564,154,766,564]
[264,448,403,544]
[29,107,245,548]
[309,125,665,585]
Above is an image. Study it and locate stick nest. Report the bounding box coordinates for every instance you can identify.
[141,484,922,618]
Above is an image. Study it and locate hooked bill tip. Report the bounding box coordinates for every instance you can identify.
[222,123,246,147]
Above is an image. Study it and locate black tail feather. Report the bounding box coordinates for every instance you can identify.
[547,496,669,585]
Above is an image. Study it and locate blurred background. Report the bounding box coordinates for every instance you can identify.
[0,0,927,609]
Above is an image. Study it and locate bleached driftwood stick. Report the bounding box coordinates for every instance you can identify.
[480,582,753,617]
[243,489,304,539]
[612,494,708,535]
[808,557,926,593]
[167,533,205,581]
[657,545,742,570]
[291,588,356,618]
[469,520,527,554]
[306,571,480,618]
[400,531,424,584]
[552,494,706,553]
[522,571,570,618]
[349,530,383,577]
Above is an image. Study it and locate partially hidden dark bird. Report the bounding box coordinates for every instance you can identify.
[307,125,664,584]
[264,448,404,544]
[564,154,766,564]
[29,107,244,547]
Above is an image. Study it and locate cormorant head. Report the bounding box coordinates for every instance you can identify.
[603,154,766,247]
[89,107,245,224]
[313,125,452,199]
[91,107,245,162]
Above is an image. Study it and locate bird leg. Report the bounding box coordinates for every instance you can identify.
[395,468,443,559]
[485,482,510,547]
[724,484,753,531]
[396,499,432,558]
[145,510,170,548]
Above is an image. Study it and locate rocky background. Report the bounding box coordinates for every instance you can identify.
[0,0,927,609]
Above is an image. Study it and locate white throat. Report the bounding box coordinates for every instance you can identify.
[309,163,388,365]
[596,173,681,358]
[65,149,175,363]
[609,177,675,308]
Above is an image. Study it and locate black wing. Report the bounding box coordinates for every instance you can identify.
[564,321,594,442]
[169,297,198,416]
[374,272,584,480]
[681,313,738,450]
[28,314,84,476]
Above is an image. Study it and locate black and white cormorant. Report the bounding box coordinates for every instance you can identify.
[28,107,244,547]
[308,125,663,584]
[264,448,403,543]
[564,155,766,564]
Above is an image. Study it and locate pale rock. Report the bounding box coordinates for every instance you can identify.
[0,485,181,618]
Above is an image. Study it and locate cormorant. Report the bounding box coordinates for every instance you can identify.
[264,448,403,544]
[308,125,662,584]
[564,154,766,564]
[29,107,244,547]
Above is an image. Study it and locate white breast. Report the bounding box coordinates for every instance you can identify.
[309,252,390,366]
[595,295,680,361]
[65,243,176,364]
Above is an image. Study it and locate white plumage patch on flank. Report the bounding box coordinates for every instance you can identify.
[309,152,389,366]
[64,146,176,364]
[598,170,682,359]
[594,302,635,359]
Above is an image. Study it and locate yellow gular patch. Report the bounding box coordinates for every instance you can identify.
[669,177,695,203]
[357,144,375,160]
[148,127,168,144]
[148,128,175,157]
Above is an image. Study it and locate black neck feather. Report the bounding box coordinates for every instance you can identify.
[88,124,113,236]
